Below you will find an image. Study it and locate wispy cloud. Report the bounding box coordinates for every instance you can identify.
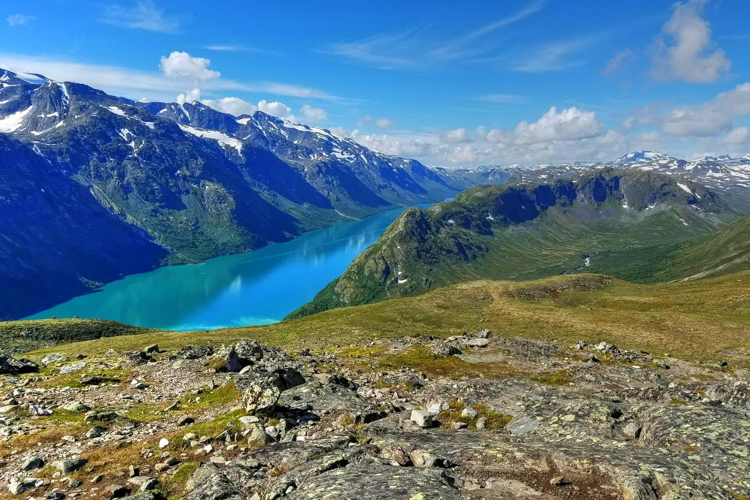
[512,35,599,72]
[323,1,545,69]
[7,14,36,26]
[474,94,525,104]
[0,54,348,103]
[102,1,181,33]
[204,45,271,54]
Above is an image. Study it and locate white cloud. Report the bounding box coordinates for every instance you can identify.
[662,82,750,136]
[651,0,730,83]
[176,88,202,104]
[324,1,545,69]
[102,1,180,33]
[202,97,258,116]
[301,104,327,122]
[513,35,598,73]
[723,127,750,145]
[160,51,220,83]
[602,49,636,76]
[511,106,604,144]
[375,118,393,130]
[7,14,35,26]
[257,100,296,121]
[0,53,343,105]
[441,128,473,144]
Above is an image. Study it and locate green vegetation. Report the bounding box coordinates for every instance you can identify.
[15,271,750,368]
[0,318,154,354]
[292,169,738,318]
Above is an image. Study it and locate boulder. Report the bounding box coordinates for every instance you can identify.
[0,354,39,374]
[41,353,70,365]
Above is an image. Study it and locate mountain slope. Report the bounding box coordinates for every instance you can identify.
[0,68,461,319]
[291,169,736,317]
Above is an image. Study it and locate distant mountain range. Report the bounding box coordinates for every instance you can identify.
[0,69,462,320]
[292,168,744,317]
[447,150,750,211]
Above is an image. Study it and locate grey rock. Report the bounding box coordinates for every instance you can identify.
[460,407,478,419]
[55,458,88,474]
[175,345,215,360]
[184,463,219,493]
[476,329,492,338]
[21,456,44,471]
[410,409,433,428]
[62,401,90,412]
[41,353,70,365]
[508,416,539,436]
[109,484,130,497]
[59,362,87,374]
[623,421,642,439]
[86,425,107,438]
[430,345,462,357]
[178,415,195,426]
[241,375,281,415]
[465,338,490,348]
[0,354,39,374]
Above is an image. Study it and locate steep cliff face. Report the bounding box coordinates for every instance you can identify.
[0,135,168,319]
[291,169,733,318]
[0,69,462,319]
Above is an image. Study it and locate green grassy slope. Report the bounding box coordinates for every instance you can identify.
[16,272,750,367]
[0,319,154,354]
[291,169,736,318]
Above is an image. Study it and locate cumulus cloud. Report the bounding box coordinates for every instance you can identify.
[160,51,220,83]
[102,1,180,33]
[7,14,35,26]
[257,100,296,121]
[201,97,258,116]
[651,0,730,83]
[301,104,327,122]
[662,82,750,136]
[511,107,604,144]
[441,128,473,144]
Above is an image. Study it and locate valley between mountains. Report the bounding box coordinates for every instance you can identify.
[2,69,750,500]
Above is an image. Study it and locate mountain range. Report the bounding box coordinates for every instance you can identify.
[0,69,461,320]
[292,168,745,317]
[449,150,750,212]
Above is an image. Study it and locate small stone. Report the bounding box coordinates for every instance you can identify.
[153,463,169,472]
[92,475,104,483]
[550,476,567,486]
[183,432,198,441]
[158,438,169,449]
[476,329,492,338]
[129,465,139,477]
[465,338,490,348]
[623,422,642,439]
[68,478,82,488]
[46,492,66,500]
[164,457,179,467]
[62,401,90,412]
[130,380,148,390]
[238,416,260,428]
[475,417,488,430]
[410,409,433,428]
[177,416,194,426]
[86,425,107,438]
[461,407,478,419]
[451,422,468,430]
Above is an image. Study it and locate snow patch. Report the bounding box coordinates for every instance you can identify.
[0,106,32,132]
[105,106,127,117]
[179,124,243,154]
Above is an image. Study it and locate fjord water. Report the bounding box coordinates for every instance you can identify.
[28,207,420,330]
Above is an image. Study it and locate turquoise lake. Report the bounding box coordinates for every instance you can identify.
[28,206,421,331]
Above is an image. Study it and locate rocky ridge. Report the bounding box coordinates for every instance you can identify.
[1,330,748,499]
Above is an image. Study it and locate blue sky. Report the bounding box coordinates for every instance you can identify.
[2,0,750,166]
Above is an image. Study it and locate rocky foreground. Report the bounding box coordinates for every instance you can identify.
[0,331,749,500]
